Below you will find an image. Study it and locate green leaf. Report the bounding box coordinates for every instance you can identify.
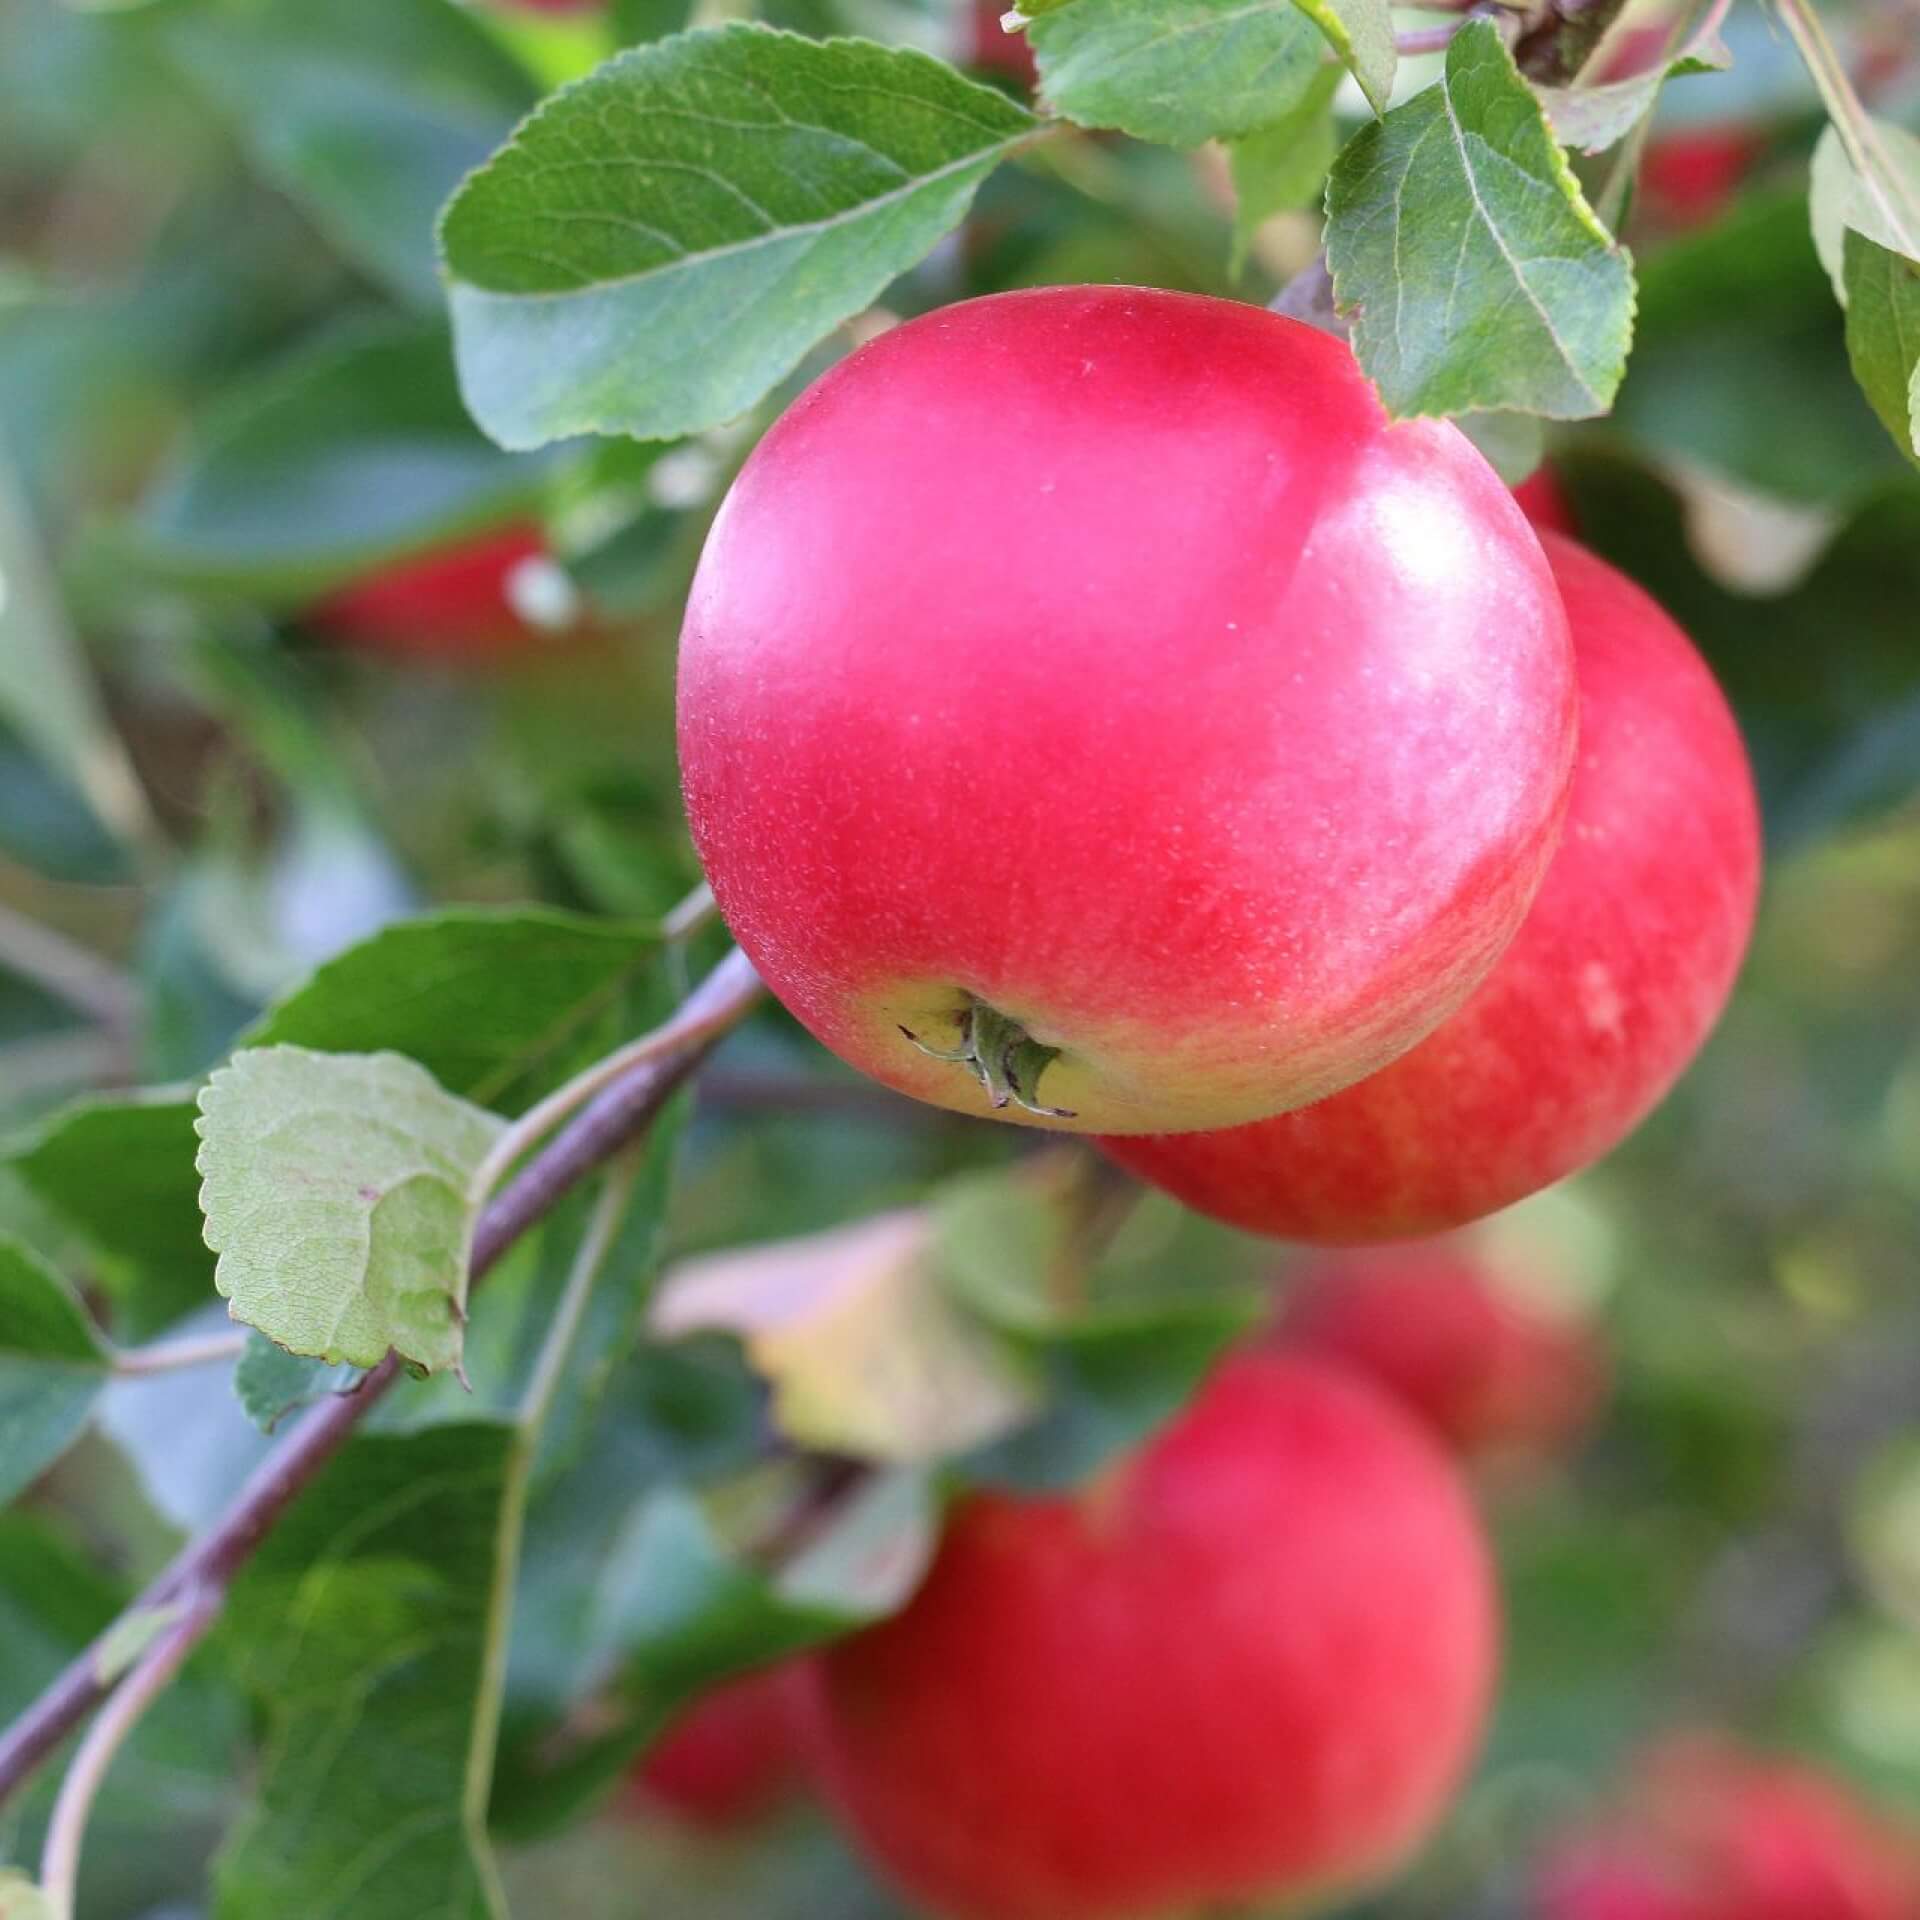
[1325,18,1636,420]
[0,1235,107,1506]
[6,1092,211,1338]
[652,1210,1040,1464]
[1029,0,1327,148]
[243,906,662,1112]
[612,0,696,43]
[1458,407,1549,484]
[160,0,535,310]
[1843,231,1920,466]
[1227,67,1340,275]
[196,1047,506,1372]
[218,1143,669,1915]
[0,444,151,852]
[1810,120,1920,307]
[213,1423,519,1920]
[441,26,1036,450]
[232,1332,362,1434]
[1290,0,1393,116]
[1537,11,1731,156]
[123,321,549,602]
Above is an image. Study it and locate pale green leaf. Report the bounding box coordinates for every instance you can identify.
[1326,18,1636,419]
[124,321,549,602]
[1291,0,1393,115]
[93,1600,188,1688]
[196,1047,506,1371]
[1842,229,1920,466]
[0,1234,107,1506]
[441,26,1037,449]
[0,1871,51,1920]
[1810,119,1920,307]
[1030,0,1326,148]
[1227,66,1341,274]
[161,0,535,309]
[1458,408,1548,484]
[652,1210,1039,1464]
[1538,12,1731,156]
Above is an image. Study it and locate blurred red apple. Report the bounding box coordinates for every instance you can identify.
[1514,465,1578,537]
[1278,1240,1606,1460]
[307,522,573,662]
[1639,128,1764,229]
[629,1667,811,1833]
[1537,1736,1920,1920]
[968,0,1038,88]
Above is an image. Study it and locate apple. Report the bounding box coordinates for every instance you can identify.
[1536,1736,1920,1920]
[678,287,1578,1134]
[1103,532,1760,1239]
[629,1667,810,1833]
[1514,464,1578,537]
[1278,1240,1606,1459]
[800,1350,1497,1920]
[1639,128,1764,229]
[968,0,1038,88]
[306,522,564,662]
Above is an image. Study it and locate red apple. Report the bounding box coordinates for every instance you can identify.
[1278,1240,1606,1459]
[1639,128,1764,229]
[306,522,562,662]
[1536,1736,1920,1920]
[800,1350,1497,1920]
[629,1667,810,1833]
[678,287,1578,1134]
[1514,464,1578,536]
[1103,533,1760,1239]
[968,0,1038,88]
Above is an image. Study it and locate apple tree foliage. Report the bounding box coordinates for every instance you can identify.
[2,0,1920,1913]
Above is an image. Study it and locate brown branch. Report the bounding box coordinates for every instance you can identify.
[0,947,766,1810]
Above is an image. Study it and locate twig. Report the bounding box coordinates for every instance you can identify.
[38,1589,219,1920]
[1396,20,1468,52]
[663,879,717,943]
[0,1030,123,1102]
[0,946,766,1812]
[0,902,139,1032]
[110,1329,250,1377]
[467,945,763,1209]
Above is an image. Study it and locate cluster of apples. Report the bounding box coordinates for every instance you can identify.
[661,285,1765,1915]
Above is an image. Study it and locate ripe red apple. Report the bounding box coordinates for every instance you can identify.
[678,287,1578,1133]
[1639,128,1763,229]
[1278,1240,1606,1459]
[1103,533,1760,1239]
[629,1667,810,1833]
[968,0,1038,87]
[800,1350,1497,1920]
[1514,464,1578,537]
[1536,1736,1920,1920]
[306,522,563,662]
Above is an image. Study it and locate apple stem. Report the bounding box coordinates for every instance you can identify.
[900,999,1077,1119]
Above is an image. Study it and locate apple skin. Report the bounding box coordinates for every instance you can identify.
[1536,1737,1920,1920]
[1639,128,1763,229]
[1278,1241,1606,1460]
[1513,465,1578,537]
[306,523,551,662]
[799,1350,1498,1920]
[969,0,1038,87]
[1102,533,1760,1237]
[678,287,1578,1134]
[629,1667,810,1833]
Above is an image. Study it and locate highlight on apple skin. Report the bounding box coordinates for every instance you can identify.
[678,286,1578,1136]
[1276,1239,1608,1462]
[797,1350,1498,1920]
[1102,532,1760,1241]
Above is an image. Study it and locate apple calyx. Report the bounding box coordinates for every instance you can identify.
[900,1000,1076,1119]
